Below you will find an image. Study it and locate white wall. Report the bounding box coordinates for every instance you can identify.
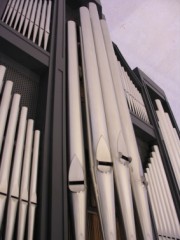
[101,0,180,127]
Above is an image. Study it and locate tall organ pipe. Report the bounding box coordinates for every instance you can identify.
[67,21,87,240]
[2,0,13,22]
[89,3,136,239]
[0,94,20,194]
[0,81,13,152]
[100,19,153,239]
[14,0,25,30]
[38,0,47,47]
[9,0,21,27]
[28,0,38,39]
[80,7,117,240]
[33,0,42,42]
[0,65,6,93]
[18,0,29,32]
[44,0,52,50]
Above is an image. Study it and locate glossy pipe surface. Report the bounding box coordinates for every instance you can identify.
[101,19,153,239]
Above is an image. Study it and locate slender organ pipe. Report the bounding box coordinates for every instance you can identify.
[44,0,52,50]
[33,0,42,42]
[68,21,87,240]
[22,0,34,36]
[89,3,136,239]
[0,94,21,194]
[0,81,13,152]
[28,0,38,39]
[18,0,29,32]
[9,0,20,27]
[0,65,6,93]
[14,0,25,30]
[5,0,16,24]
[0,195,6,228]
[38,0,47,47]
[100,19,153,239]
[80,7,117,239]
[2,0,13,22]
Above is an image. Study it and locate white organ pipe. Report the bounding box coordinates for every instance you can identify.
[38,0,47,47]
[0,195,6,228]
[139,93,149,123]
[68,21,87,240]
[120,69,132,111]
[2,0,13,22]
[152,151,179,238]
[130,82,141,118]
[150,156,173,237]
[80,7,117,239]
[89,3,136,239]
[173,128,180,149]
[4,197,18,240]
[10,107,28,197]
[17,201,28,240]
[153,146,180,237]
[14,0,25,30]
[5,0,16,24]
[148,163,168,237]
[18,0,29,32]
[33,0,42,42]
[29,130,40,204]
[0,65,6,93]
[27,204,36,240]
[44,0,52,50]
[0,80,13,152]
[9,0,20,27]
[101,19,153,239]
[0,94,20,194]
[28,0,38,39]
[20,119,34,201]
[22,0,34,36]
[124,72,135,114]
[146,168,165,238]
[145,172,161,235]
[156,110,180,187]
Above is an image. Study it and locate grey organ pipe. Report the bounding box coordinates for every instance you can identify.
[0,81,13,152]
[28,0,38,39]
[80,6,117,240]
[9,0,20,27]
[100,19,153,239]
[18,0,29,32]
[22,0,34,36]
[33,0,42,42]
[44,0,52,50]
[0,65,6,93]
[89,3,136,239]
[5,0,16,24]
[27,203,36,240]
[67,21,87,240]
[0,94,20,194]
[38,0,47,47]
[2,0,13,22]
[14,0,25,29]
[17,201,28,240]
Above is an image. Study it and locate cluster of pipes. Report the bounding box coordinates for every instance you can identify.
[121,68,150,124]
[67,3,154,239]
[1,0,52,51]
[0,65,40,239]
[145,145,180,240]
[155,99,180,190]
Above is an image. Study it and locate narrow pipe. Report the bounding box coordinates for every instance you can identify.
[9,107,28,198]
[5,0,16,24]
[101,19,153,239]
[0,94,20,194]
[4,197,18,240]
[0,81,13,152]
[80,7,117,239]
[9,0,21,27]
[0,195,6,228]
[22,0,34,36]
[89,3,136,239]
[33,0,42,42]
[20,119,34,201]
[27,203,36,240]
[44,0,52,50]
[38,0,47,47]
[18,0,29,32]
[28,0,38,39]
[17,201,28,240]
[68,21,87,240]
[29,130,40,204]
[0,65,6,94]
[14,0,25,30]
[2,0,13,22]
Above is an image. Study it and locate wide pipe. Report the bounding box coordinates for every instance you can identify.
[0,65,6,93]
[0,94,20,194]
[0,80,13,152]
[80,7,117,239]
[89,3,136,239]
[68,21,87,240]
[20,119,34,201]
[9,107,27,197]
[101,19,153,239]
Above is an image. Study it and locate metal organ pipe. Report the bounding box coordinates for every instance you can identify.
[38,0,47,47]
[18,0,29,32]
[0,65,6,93]
[44,0,52,50]
[14,0,25,29]
[28,0,38,39]
[68,20,87,240]
[89,3,136,239]
[33,0,42,42]
[9,0,20,27]
[100,19,153,239]
[2,0,13,22]
[5,0,16,24]
[80,6,117,239]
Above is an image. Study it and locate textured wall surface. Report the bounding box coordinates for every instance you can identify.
[101,0,180,127]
